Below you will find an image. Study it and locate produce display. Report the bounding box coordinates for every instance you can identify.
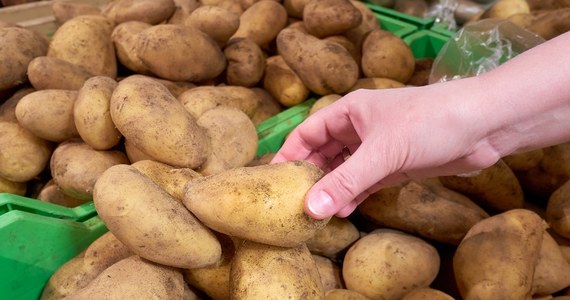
[1,0,570,299]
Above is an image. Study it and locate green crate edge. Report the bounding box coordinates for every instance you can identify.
[363,1,435,29]
[403,29,451,59]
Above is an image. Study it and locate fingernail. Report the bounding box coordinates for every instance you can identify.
[307,190,334,218]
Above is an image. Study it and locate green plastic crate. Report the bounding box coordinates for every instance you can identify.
[364,1,435,29]
[430,22,457,38]
[0,193,108,300]
[375,10,418,38]
[404,30,451,59]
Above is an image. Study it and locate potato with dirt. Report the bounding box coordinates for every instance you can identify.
[303,0,362,38]
[263,55,310,107]
[224,38,265,87]
[230,0,288,47]
[185,5,240,47]
[27,56,95,91]
[361,29,415,84]
[102,0,176,25]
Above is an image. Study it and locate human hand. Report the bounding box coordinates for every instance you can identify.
[271,80,502,219]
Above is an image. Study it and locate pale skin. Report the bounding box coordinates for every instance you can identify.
[272,31,570,220]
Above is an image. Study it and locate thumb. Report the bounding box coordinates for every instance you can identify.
[305,146,386,219]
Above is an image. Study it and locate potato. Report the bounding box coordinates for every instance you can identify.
[503,149,544,171]
[455,0,486,25]
[135,24,226,82]
[313,255,344,292]
[303,0,362,38]
[277,28,359,95]
[94,164,222,268]
[40,257,96,300]
[183,233,235,300]
[50,140,129,201]
[111,21,152,75]
[482,0,530,19]
[196,106,258,176]
[526,0,570,10]
[324,35,361,68]
[407,58,434,87]
[230,241,324,299]
[348,77,405,92]
[102,0,176,25]
[74,76,121,150]
[541,143,570,177]
[0,27,48,91]
[358,181,489,245]
[183,160,329,247]
[343,229,440,300]
[123,138,155,163]
[65,255,185,300]
[440,159,525,212]
[110,75,210,169]
[185,5,240,47]
[52,0,102,25]
[178,85,260,118]
[305,217,360,259]
[27,56,95,91]
[393,0,428,17]
[0,88,34,123]
[132,74,196,98]
[250,87,282,125]
[230,0,288,47]
[132,160,202,200]
[263,55,310,107]
[0,121,52,182]
[362,29,415,83]
[48,15,116,78]
[42,232,133,300]
[224,38,265,87]
[15,89,79,142]
[283,0,308,17]
[167,0,201,24]
[325,289,371,300]
[546,180,570,239]
[309,94,342,116]
[401,288,454,300]
[0,176,26,195]
[453,209,546,299]
[533,231,570,296]
[345,1,381,50]
[37,180,87,208]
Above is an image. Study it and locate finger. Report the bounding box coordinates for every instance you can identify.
[335,200,358,218]
[304,143,388,219]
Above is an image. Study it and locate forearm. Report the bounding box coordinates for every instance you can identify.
[467,31,570,157]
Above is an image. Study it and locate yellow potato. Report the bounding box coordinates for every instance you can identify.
[283,0,308,18]
[196,106,258,176]
[0,27,48,91]
[48,15,116,78]
[0,88,34,123]
[111,21,152,75]
[303,0,362,38]
[102,0,176,25]
[94,164,222,268]
[224,38,265,87]
[183,160,329,247]
[343,229,440,300]
[309,94,341,116]
[110,75,210,169]
[40,257,96,300]
[361,29,415,83]
[123,138,155,163]
[27,56,95,91]
[51,0,102,25]
[250,87,282,126]
[546,179,570,239]
[263,55,310,107]
[503,149,544,171]
[37,180,87,208]
[230,0,288,47]
[312,255,344,292]
[65,255,185,300]
[325,289,371,300]
[185,5,240,47]
[0,121,52,182]
[348,77,405,92]
[178,85,260,118]
[50,139,129,201]
[74,76,121,150]
[305,216,360,259]
[277,28,359,95]
[135,24,226,82]
[230,241,324,299]
[131,159,202,200]
[167,0,201,24]
[401,288,454,300]
[533,231,570,296]
[345,1,381,49]
[482,0,530,19]
[0,176,26,195]
[453,209,546,299]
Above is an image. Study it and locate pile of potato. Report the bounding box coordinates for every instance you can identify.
[1,0,570,299]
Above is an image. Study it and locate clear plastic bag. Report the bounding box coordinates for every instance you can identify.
[426,0,459,30]
[429,18,545,84]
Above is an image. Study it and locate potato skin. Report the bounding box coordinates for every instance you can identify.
[135,24,226,82]
[224,38,265,87]
[277,28,359,95]
[0,121,52,182]
[547,180,570,239]
[196,106,258,176]
[93,164,222,269]
[48,15,116,78]
[38,180,87,208]
[0,27,48,91]
[348,77,405,92]
[102,0,176,25]
[230,0,288,47]
[345,0,380,49]
[183,160,329,247]
[453,209,546,300]
[342,229,440,300]
[110,75,210,169]
[27,56,95,91]
[52,1,102,25]
[16,89,79,142]
[361,29,415,84]
[306,217,360,259]
[230,241,325,299]
[131,159,202,200]
[263,55,310,107]
[178,85,260,119]
[111,21,152,75]
[185,5,240,47]
[50,140,129,201]
[74,76,121,150]
[309,94,342,116]
[0,176,26,195]
[303,0,362,38]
